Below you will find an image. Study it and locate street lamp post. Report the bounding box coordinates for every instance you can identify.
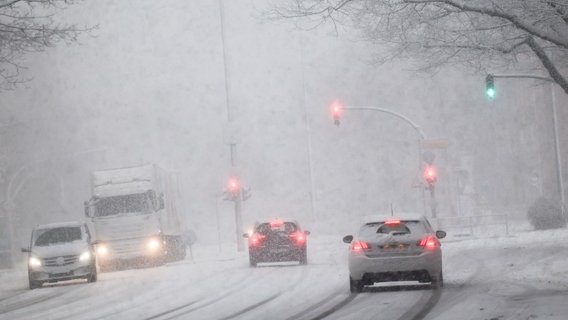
[489,74,565,211]
[337,105,429,216]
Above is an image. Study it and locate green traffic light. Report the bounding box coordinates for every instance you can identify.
[486,87,495,99]
[485,74,495,99]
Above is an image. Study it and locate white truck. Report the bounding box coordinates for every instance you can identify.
[84,164,186,271]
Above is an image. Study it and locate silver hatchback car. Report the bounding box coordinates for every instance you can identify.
[343,214,446,292]
[21,221,97,289]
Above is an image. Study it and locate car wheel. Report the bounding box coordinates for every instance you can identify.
[29,279,42,290]
[431,271,444,289]
[349,277,364,293]
[299,249,308,265]
[249,253,257,267]
[88,267,98,283]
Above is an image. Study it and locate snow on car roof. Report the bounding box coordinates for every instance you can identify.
[34,221,84,230]
[255,217,300,224]
[360,213,426,224]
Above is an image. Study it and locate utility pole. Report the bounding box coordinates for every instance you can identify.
[219,0,244,251]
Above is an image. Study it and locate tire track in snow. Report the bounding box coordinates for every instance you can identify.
[210,263,310,320]
[143,264,286,320]
[396,287,442,320]
[284,289,355,320]
[0,285,85,319]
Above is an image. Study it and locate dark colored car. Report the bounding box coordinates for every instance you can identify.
[243,220,310,266]
[343,214,446,292]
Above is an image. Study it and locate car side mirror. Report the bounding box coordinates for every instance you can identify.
[242,233,250,238]
[304,230,311,236]
[342,235,353,243]
[21,248,30,253]
[435,230,447,239]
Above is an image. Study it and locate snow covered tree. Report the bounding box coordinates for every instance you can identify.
[269,0,568,95]
[0,0,89,90]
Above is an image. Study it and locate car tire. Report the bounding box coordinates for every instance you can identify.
[349,277,364,293]
[299,249,308,265]
[249,253,257,267]
[29,279,42,290]
[431,271,444,289]
[87,266,98,283]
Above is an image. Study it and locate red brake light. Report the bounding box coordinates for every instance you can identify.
[351,240,369,252]
[384,220,401,225]
[249,234,265,246]
[289,232,306,244]
[418,236,438,249]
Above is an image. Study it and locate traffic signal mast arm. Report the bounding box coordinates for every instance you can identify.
[490,74,553,82]
[332,102,426,140]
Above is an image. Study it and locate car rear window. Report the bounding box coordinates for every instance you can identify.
[359,220,427,237]
[256,222,298,234]
[33,227,83,246]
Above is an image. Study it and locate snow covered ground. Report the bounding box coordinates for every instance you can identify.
[1,221,567,319]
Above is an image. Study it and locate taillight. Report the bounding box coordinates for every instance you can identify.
[351,240,369,252]
[249,234,265,246]
[289,232,306,245]
[418,236,438,249]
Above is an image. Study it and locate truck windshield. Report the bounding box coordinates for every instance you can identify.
[33,227,83,246]
[94,193,152,217]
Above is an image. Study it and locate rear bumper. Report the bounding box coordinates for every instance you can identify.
[249,245,305,262]
[348,249,442,282]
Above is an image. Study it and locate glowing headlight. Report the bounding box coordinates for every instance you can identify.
[29,256,42,268]
[97,245,108,256]
[79,251,92,262]
[147,238,161,251]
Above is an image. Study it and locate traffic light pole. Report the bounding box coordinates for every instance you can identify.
[489,74,565,212]
[341,106,429,217]
[428,184,437,218]
[233,191,244,252]
[219,0,245,252]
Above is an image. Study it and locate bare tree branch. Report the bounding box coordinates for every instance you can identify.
[270,0,568,96]
[0,0,92,90]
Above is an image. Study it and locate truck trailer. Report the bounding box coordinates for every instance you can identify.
[84,164,186,271]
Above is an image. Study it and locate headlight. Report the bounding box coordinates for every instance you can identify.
[97,244,108,256]
[29,256,42,268]
[147,238,161,251]
[79,251,92,262]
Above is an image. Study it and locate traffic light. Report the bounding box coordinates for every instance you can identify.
[330,100,342,126]
[226,177,240,200]
[485,74,495,99]
[424,165,437,185]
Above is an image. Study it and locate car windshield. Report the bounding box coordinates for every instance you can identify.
[94,193,151,217]
[359,220,427,238]
[33,227,83,246]
[256,222,298,235]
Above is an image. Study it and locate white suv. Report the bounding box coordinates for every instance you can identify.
[21,221,97,289]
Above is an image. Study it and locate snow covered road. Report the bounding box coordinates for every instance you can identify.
[1,225,567,320]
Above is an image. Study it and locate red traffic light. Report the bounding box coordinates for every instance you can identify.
[227,177,240,193]
[330,100,342,126]
[424,166,437,184]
